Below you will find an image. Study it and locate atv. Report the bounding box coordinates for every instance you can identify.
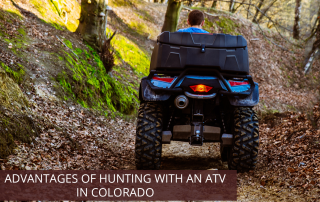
[135,32,259,172]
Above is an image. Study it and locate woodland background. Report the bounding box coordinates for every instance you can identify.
[0,0,319,200]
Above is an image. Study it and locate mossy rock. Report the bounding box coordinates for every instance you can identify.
[0,107,38,158]
[0,64,28,110]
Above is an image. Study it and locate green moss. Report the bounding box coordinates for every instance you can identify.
[129,21,150,37]
[74,48,83,55]
[5,9,23,20]
[55,41,139,115]
[51,21,64,30]
[203,18,216,33]
[216,17,240,35]
[107,29,150,76]
[111,0,136,7]
[30,0,48,17]
[17,28,26,36]
[0,62,25,84]
[50,0,63,16]
[63,39,73,49]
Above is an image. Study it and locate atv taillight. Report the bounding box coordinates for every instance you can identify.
[190,84,212,93]
[229,80,249,86]
[152,76,174,83]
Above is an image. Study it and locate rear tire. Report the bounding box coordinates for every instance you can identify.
[228,107,259,172]
[135,102,163,170]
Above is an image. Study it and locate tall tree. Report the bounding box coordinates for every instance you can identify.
[253,0,265,23]
[77,0,109,51]
[304,7,320,74]
[255,0,278,23]
[161,0,183,32]
[293,0,302,39]
[201,0,206,7]
[211,0,217,8]
[247,0,252,19]
[229,0,235,12]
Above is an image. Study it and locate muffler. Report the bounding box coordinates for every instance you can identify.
[174,95,189,109]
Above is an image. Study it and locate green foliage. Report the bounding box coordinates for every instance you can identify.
[216,17,240,35]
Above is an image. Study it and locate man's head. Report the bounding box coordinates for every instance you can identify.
[188,10,205,28]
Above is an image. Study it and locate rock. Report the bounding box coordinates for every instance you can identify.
[25,165,31,170]
[0,68,28,110]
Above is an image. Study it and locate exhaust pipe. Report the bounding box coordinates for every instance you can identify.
[174,95,189,109]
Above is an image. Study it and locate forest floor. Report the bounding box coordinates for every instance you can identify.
[0,0,320,201]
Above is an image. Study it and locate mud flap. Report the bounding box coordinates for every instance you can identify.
[227,83,259,107]
[139,78,171,101]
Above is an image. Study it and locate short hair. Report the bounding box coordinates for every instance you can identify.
[188,10,205,26]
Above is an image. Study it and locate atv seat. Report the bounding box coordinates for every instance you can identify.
[150,31,249,75]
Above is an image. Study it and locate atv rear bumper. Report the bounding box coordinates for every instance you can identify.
[139,68,259,107]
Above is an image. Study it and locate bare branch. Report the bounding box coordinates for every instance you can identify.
[243,6,293,53]
[256,0,278,23]
[206,0,294,33]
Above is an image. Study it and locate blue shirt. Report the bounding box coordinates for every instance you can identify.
[176,27,209,33]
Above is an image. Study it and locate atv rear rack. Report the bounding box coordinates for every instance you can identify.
[146,68,255,97]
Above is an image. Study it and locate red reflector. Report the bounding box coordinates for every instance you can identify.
[229,81,249,86]
[152,76,174,83]
[190,84,212,93]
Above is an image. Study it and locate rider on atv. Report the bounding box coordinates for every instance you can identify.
[135,9,259,172]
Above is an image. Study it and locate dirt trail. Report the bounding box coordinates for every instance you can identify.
[162,142,227,170]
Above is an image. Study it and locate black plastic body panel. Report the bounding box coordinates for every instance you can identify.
[227,83,259,107]
[150,32,249,75]
[140,78,172,101]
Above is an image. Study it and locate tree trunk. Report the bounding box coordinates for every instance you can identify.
[247,0,252,19]
[161,0,182,32]
[252,0,265,23]
[255,0,278,23]
[229,0,235,12]
[233,0,246,13]
[76,0,109,51]
[201,0,206,7]
[304,7,320,74]
[293,0,302,39]
[186,0,192,6]
[211,0,217,8]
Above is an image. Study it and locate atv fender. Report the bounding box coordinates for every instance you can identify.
[227,83,259,107]
[139,77,171,102]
